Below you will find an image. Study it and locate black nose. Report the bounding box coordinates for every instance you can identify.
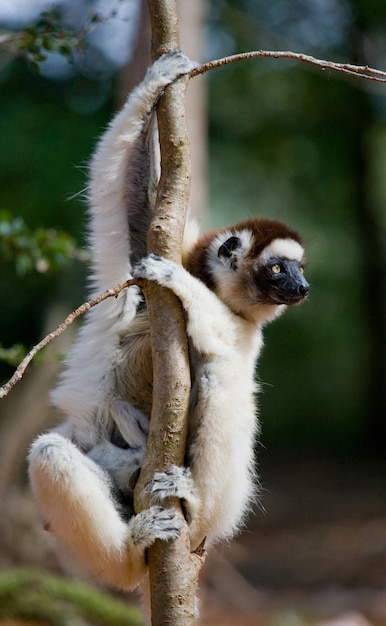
[298,284,309,297]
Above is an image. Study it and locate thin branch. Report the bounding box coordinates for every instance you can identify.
[191,50,386,83]
[0,280,137,399]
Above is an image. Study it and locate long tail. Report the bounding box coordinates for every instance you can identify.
[87,50,198,292]
[51,51,198,424]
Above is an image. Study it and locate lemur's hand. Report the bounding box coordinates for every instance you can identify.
[133,254,180,287]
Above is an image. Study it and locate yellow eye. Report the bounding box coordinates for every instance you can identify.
[271,264,281,275]
[299,265,304,274]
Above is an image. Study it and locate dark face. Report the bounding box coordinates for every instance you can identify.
[257,257,309,305]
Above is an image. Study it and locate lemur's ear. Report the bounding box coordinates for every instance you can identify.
[218,236,241,270]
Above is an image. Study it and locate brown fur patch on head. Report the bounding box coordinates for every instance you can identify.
[185,230,219,289]
[240,218,304,259]
[185,218,304,290]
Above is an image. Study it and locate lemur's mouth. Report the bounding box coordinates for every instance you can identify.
[263,287,309,306]
[284,287,309,302]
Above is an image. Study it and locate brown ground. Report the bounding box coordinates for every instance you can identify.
[199,453,386,626]
[1,452,386,626]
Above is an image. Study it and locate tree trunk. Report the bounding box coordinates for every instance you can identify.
[134,1,204,624]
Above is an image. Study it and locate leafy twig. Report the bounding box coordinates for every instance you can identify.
[0,7,99,71]
[0,211,86,275]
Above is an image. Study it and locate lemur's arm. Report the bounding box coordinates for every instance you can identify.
[133,254,259,550]
[133,254,237,355]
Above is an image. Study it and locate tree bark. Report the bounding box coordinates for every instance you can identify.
[134,1,204,624]
[177,0,207,222]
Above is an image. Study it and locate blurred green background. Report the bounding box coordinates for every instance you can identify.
[1,2,386,625]
[1,0,385,455]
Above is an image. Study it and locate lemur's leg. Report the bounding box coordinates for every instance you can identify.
[111,399,149,448]
[29,432,183,590]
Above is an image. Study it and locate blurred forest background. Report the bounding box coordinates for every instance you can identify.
[0,1,386,625]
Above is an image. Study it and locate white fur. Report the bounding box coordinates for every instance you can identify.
[29,433,182,589]
[29,51,196,591]
[28,51,306,597]
[259,238,304,265]
[133,254,261,549]
[208,228,253,270]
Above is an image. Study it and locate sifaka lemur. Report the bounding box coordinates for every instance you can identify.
[29,50,309,591]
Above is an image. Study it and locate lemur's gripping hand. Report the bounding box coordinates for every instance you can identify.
[133,254,180,288]
[130,505,184,548]
[148,49,198,88]
[145,465,200,521]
